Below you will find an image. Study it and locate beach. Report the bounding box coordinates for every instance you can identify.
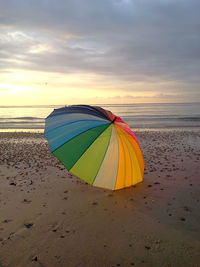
[0,130,200,267]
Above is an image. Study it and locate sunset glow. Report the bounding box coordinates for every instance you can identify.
[0,1,200,105]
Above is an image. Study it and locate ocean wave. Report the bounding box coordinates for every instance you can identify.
[178,117,200,121]
[122,116,200,121]
[0,103,200,130]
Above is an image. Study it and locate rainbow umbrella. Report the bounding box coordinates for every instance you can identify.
[44,105,144,190]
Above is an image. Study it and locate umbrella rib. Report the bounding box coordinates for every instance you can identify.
[47,121,109,148]
[119,127,144,180]
[113,125,120,190]
[114,122,139,144]
[91,124,113,185]
[48,106,110,121]
[114,125,131,189]
[68,123,112,171]
[72,105,111,120]
[45,113,108,128]
[121,131,134,187]
[45,119,108,135]
[120,130,127,189]
[111,126,119,190]
[125,131,144,175]
[130,139,145,178]
[53,123,111,155]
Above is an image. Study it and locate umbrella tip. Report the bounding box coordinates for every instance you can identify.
[112,117,117,123]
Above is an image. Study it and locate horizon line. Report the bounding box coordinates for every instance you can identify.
[0,101,200,108]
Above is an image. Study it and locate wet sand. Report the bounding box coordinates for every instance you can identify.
[0,130,200,267]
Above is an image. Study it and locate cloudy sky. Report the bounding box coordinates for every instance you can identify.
[0,0,200,105]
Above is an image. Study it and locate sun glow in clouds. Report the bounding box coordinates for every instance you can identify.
[0,83,35,95]
[29,44,52,54]
[0,0,200,105]
[0,66,197,106]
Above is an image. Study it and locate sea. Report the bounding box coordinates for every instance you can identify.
[0,102,200,132]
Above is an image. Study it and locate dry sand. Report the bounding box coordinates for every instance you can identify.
[0,130,200,267]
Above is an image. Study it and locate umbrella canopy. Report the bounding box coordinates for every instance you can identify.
[44,105,144,190]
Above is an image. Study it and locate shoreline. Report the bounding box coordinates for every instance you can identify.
[0,130,200,266]
[0,126,200,133]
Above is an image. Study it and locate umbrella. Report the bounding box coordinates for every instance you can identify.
[44,105,144,190]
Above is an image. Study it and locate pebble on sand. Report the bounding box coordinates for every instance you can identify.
[24,223,33,229]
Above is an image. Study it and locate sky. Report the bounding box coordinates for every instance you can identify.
[0,0,200,105]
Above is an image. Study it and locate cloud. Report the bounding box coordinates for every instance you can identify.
[0,0,200,99]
